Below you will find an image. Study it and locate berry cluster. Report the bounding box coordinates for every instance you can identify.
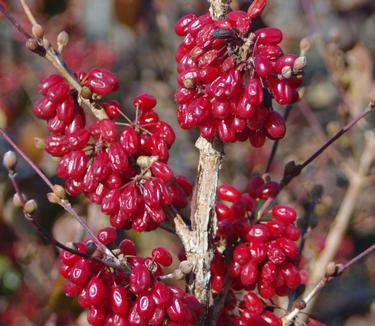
[59,229,201,326]
[33,71,192,232]
[174,8,305,146]
[210,181,302,325]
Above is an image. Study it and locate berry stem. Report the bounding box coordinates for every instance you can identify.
[265,104,293,173]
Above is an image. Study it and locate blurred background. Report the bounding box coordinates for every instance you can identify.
[0,0,375,325]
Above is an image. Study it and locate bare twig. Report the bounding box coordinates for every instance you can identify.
[283,131,375,325]
[0,128,128,271]
[257,104,373,221]
[282,241,375,325]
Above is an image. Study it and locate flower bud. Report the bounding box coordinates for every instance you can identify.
[24,199,37,215]
[3,151,17,171]
[32,24,44,39]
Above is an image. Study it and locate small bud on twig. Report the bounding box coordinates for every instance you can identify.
[24,199,37,215]
[47,192,60,204]
[32,24,44,39]
[325,262,338,278]
[53,184,66,200]
[57,31,69,53]
[293,298,306,310]
[3,150,17,171]
[42,37,50,49]
[294,56,307,71]
[179,260,193,274]
[80,86,92,99]
[281,66,292,79]
[173,268,185,280]
[26,38,39,51]
[300,37,311,56]
[13,193,26,207]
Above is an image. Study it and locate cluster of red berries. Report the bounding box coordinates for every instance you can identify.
[32,70,192,232]
[174,7,305,146]
[210,180,301,325]
[59,228,201,326]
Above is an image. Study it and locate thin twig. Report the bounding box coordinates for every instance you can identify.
[0,128,125,268]
[257,104,373,221]
[282,242,375,325]
[265,105,293,174]
[6,163,128,272]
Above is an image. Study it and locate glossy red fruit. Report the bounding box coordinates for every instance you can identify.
[57,150,88,180]
[108,142,128,173]
[69,259,91,284]
[39,74,65,96]
[254,54,273,77]
[233,243,251,265]
[101,189,121,215]
[120,127,139,155]
[46,82,70,105]
[267,219,285,238]
[217,184,241,203]
[85,68,119,96]
[56,96,74,123]
[243,292,264,315]
[103,100,121,119]
[45,135,70,156]
[261,311,282,326]
[255,27,283,45]
[87,307,106,326]
[247,0,267,18]
[86,276,105,307]
[134,93,157,112]
[119,239,136,256]
[90,119,118,143]
[175,14,197,36]
[246,224,270,242]
[152,281,172,308]
[257,181,279,200]
[265,111,286,140]
[152,247,173,267]
[64,280,84,297]
[151,161,174,182]
[97,227,117,244]
[32,97,57,120]
[245,78,264,105]
[137,294,156,320]
[167,297,186,322]
[176,176,193,195]
[240,260,258,286]
[272,205,297,223]
[111,285,128,316]
[249,129,266,148]
[129,265,150,294]
[208,69,242,101]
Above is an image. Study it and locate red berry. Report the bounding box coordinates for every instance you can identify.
[217,185,241,203]
[272,205,297,224]
[152,247,173,267]
[97,227,117,244]
[111,285,128,316]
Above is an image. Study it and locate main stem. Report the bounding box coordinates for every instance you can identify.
[188,137,223,322]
